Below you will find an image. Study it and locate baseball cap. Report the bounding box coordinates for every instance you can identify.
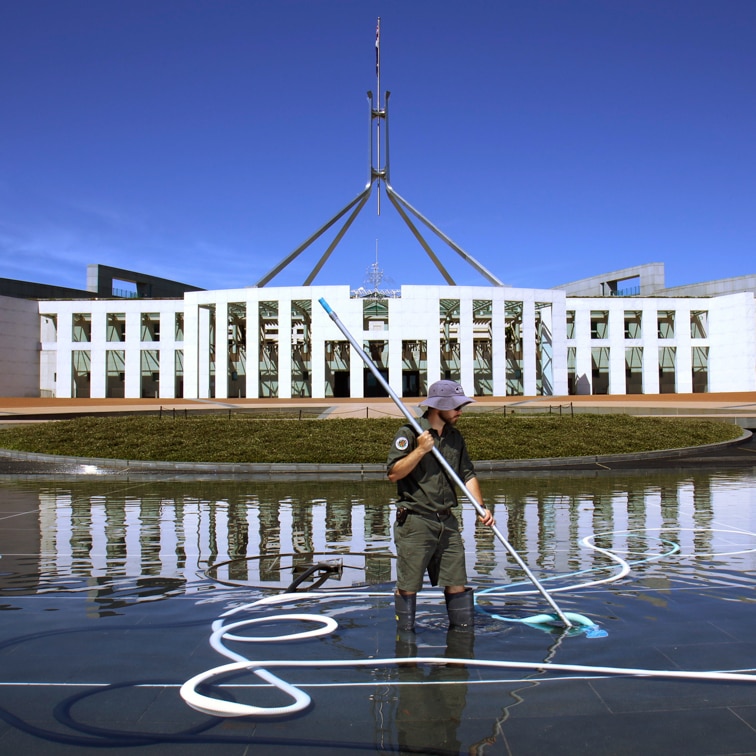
[420,380,475,411]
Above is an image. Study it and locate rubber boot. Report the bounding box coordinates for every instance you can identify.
[445,587,474,630]
[394,592,416,632]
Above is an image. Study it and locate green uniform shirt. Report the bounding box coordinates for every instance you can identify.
[386,416,476,516]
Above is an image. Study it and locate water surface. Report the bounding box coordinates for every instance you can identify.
[2,469,756,754]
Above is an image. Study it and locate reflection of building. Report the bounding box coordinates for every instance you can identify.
[2,263,755,398]
[13,474,733,599]
[3,472,744,623]
[27,486,395,596]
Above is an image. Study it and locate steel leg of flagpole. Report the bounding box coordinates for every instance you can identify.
[318,297,573,628]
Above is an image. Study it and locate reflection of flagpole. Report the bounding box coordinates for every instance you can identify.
[375,17,381,215]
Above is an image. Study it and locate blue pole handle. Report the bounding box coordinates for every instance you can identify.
[318,297,333,315]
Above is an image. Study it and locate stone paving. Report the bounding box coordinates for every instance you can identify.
[1,391,755,421]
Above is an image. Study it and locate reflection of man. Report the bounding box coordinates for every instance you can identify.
[387,380,495,632]
[394,627,474,753]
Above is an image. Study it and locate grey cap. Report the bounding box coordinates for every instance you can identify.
[420,380,475,411]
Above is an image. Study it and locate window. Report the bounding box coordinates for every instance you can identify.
[72,313,91,342]
[659,346,676,393]
[624,311,642,339]
[591,311,608,339]
[691,311,708,339]
[657,311,675,339]
[505,301,523,395]
[440,300,461,384]
[72,350,91,397]
[363,299,388,331]
[692,347,708,393]
[591,347,610,394]
[107,313,125,342]
[625,347,643,394]
[141,313,160,341]
[141,350,160,398]
[566,310,575,339]
[106,350,125,398]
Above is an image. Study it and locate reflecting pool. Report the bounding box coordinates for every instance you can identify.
[2,468,756,754]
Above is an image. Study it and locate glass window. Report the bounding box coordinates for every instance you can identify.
[658,311,675,339]
[591,311,608,339]
[141,313,160,341]
[505,301,523,395]
[659,346,676,393]
[363,299,388,331]
[591,347,610,394]
[691,311,708,339]
[72,313,91,342]
[72,350,91,396]
[141,349,160,398]
[624,311,642,339]
[692,346,708,393]
[566,310,575,339]
[625,347,643,394]
[107,313,125,342]
[106,350,125,398]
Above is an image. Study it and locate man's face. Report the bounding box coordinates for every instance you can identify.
[438,407,463,425]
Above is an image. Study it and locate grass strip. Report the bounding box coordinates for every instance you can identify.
[0,414,743,464]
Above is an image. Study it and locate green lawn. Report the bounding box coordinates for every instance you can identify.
[0,413,743,464]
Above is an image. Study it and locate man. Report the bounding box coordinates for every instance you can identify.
[387,380,495,633]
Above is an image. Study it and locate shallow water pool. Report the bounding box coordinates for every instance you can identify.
[2,469,756,754]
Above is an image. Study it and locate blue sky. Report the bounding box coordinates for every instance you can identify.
[2,1,755,293]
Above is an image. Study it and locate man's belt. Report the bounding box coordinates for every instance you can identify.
[396,506,452,524]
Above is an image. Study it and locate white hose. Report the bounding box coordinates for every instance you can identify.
[181,526,756,718]
[181,650,756,719]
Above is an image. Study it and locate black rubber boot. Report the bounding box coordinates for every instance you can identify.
[394,592,416,633]
[445,587,474,630]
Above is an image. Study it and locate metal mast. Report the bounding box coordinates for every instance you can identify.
[254,19,504,288]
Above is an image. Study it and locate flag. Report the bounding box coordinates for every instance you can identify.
[375,18,380,77]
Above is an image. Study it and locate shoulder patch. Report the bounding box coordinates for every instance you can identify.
[395,437,410,451]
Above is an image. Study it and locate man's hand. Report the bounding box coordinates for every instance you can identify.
[464,478,494,526]
[478,507,495,527]
[387,430,435,482]
[416,430,435,455]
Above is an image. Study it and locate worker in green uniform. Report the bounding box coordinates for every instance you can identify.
[387,380,495,632]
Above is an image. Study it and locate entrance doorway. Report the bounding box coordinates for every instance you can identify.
[333,371,350,398]
[402,370,420,397]
[364,368,389,397]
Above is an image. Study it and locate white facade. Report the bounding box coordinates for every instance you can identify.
[38,299,186,399]
[565,292,756,395]
[23,281,756,400]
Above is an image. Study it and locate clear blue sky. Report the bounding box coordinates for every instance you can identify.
[2,1,755,293]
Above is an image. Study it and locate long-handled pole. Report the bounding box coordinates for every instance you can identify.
[318,298,573,628]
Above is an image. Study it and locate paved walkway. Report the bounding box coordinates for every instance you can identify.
[2,391,756,421]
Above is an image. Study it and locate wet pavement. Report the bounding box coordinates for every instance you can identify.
[3,470,756,754]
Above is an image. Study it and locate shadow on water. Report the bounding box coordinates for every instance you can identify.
[1,468,756,753]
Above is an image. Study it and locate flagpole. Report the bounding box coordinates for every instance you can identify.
[375,17,381,215]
